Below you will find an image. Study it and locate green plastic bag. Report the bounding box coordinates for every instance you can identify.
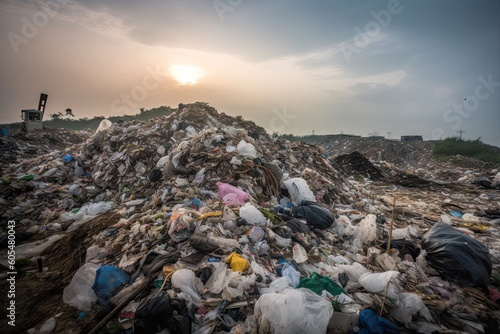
[297,272,347,310]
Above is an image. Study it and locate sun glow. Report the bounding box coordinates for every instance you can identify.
[169,64,205,85]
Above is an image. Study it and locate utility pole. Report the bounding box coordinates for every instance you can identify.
[457,130,465,140]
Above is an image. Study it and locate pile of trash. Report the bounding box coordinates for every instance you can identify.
[0,128,89,173]
[317,135,435,171]
[1,103,500,334]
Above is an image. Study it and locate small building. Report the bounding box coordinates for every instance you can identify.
[401,135,423,142]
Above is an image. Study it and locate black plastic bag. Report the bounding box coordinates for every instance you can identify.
[380,239,421,261]
[190,233,219,253]
[422,223,492,288]
[280,214,310,233]
[134,292,173,334]
[291,201,334,230]
[134,292,191,334]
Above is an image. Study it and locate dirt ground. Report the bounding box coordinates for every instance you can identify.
[0,213,119,334]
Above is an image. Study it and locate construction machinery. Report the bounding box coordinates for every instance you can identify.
[21,93,48,132]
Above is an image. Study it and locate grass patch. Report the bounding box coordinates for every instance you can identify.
[433,137,500,164]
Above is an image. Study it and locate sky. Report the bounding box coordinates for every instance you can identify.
[1,0,499,146]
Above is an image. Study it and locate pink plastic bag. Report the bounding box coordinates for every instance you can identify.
[216,182,249,205]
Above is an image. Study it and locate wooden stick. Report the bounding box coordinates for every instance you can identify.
[88,257,168,334]
[387,198,396,253]
[88,276,154,334]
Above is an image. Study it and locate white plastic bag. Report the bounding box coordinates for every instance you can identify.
[359,271,400,301]
[356,214,377,243]
[260,277,292,294]
[63,263,99,311]
[253,288,333,334]
[86,201,116,216]
[205,263,229,294]
[236,140,257,158]
[390,292,432,324]
[282,263,300,288]
[338,262,369,288]
[239,203,267,226]
[171,269,204,306]
[283,178,316,204]
[95,119,112,134]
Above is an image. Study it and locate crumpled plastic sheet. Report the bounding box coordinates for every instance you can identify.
[252,287,333,334]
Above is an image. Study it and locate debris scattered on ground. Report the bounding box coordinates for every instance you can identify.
[1,102,500,334]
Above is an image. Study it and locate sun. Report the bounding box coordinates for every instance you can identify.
[169,64,205,85]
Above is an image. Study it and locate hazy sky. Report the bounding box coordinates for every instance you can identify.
[1,0,499,145]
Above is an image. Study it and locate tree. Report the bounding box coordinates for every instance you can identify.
[65,108,75,118]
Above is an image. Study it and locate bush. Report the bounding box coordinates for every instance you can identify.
[433,137,500,164]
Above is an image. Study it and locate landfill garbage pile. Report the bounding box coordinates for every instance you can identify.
[317,135,434,170]
[317,135,500,187]
[0,128,89,173]
[0,102,500,334]
[333,151,385,181]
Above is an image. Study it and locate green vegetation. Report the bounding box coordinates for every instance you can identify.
[433,137,500,164]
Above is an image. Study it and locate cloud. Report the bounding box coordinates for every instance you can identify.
[0,0,133,40]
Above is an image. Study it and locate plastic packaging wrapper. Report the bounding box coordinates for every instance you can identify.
[291,201,334,229]
[390,292,432,324]
[216,181,249,205]
[253,288,333,334]
[171,269,204,306]
[422,223,492,288]
[253,240,269,255]
[283,177,316,204]
[225,252,250,272]
[358,271,400,301]
[247,226,265,242]
[239,203,267,226]
[63,263,99,311]
[293,243,308,263]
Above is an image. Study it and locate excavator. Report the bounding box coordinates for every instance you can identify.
[20,93,47,132]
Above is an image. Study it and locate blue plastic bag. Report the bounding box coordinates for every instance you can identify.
[358,309,399,334]
[91,265,131,303]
